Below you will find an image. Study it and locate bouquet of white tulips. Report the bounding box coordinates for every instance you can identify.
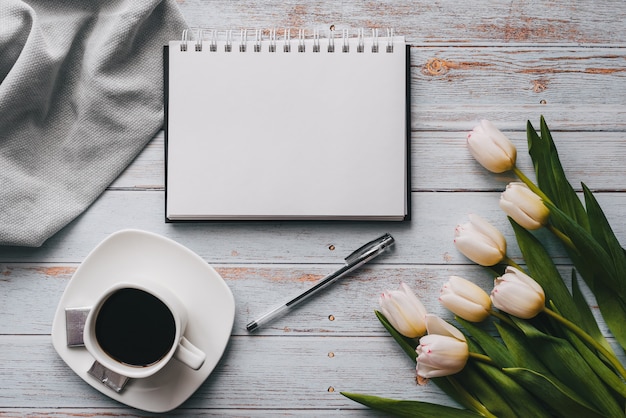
[343,117,626,417]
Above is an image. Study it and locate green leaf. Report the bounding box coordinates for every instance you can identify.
[463,333,486,356]
[527,121,559,203]
[511,316,559,340]
[582,182,626,296]
[543,202,626,351]
[594,284,626,354]
[437,375,501,416]
[511,317,625,417]
[545,202,622,297]
[546,202,626,353]
[431,376,480,413]
[341,392,483,418]
[495,321,551,375]
[496,321,613,414]
[563,243,597,292]
[539,117,589,228]
[375,310,417,362]
[451,363,517,418]
[503,368,605,418]
[571,270,612,353]
[548,301,626,398]
[455,318,514,367]
[527,117,589,229]
[471,361,552,418]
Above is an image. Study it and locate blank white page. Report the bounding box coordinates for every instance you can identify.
[166,34,408,220]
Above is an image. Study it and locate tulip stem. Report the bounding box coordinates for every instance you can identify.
[488,309,516,328]
[543,307,626,379]
[546,224,576,251]
[503,256,523,271]
[468,352,497,367]
[512,166,553,206]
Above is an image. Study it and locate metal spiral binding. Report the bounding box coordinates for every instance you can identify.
[240,29,247,52]
[313,29,320,53]
[268,28,276,52]
[181,29,189,51]
[298,29,306,52]
[225,30,233,52]
[342,29,349,53]
[327,29,335,53]
[210,30,217,52]
[195,29,203,51]
[371,28,379,53]
[386,28,394,53]
[179,27,398,54]
[254,29,262,52]
[357,28,365,53]
[283,29,291,52]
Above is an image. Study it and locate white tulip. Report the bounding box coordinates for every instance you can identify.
[454,214,507,266]
[467,120,517,173]
[499,182,550,230]
[439,276,491,322]
[416,315,469,378]
[491,266,545,319]
[379,282,427,338]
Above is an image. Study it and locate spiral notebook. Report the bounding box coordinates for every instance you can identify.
[164,28,410,221]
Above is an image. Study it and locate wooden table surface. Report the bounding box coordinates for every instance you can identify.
[2,1,626,416]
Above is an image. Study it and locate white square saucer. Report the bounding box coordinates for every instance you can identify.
[51,229,235,413]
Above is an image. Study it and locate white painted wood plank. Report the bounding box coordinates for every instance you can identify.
[2,191,624,264]
[412,131,626,192]
[111,130,626,192]
[409,47,626,130]
[176,0,626,45]
[0,264,607,336]
[0,335,454,410]
[111,131,166,191]
[0,410,389,417]
[2,334,622,410]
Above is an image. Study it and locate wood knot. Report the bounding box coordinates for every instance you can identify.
[531,79,549,93]
[416,374,430,386]
[423,58,449,76]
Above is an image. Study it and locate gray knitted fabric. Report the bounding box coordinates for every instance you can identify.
[0,0,186,247]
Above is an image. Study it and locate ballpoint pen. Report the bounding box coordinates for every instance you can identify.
[246,233,395,332]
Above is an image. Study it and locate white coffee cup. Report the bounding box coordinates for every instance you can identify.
[82,279,205,379]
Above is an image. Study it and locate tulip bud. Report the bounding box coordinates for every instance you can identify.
[416,315,469,378]
[439,276,491,322]
[379,282,427,338]
[454,214,507,266]
[467,120,517,173]
[499,182,550,230]
[491,266,545,319]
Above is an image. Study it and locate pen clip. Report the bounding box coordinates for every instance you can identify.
[344,233,394,265]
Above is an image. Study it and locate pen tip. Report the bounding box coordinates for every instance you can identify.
[246,321,258,332]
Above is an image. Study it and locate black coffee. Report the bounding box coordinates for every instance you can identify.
[95,288,176,367]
